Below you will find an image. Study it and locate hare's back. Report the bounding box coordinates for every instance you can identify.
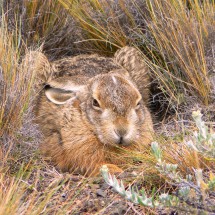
[53,54,120,78]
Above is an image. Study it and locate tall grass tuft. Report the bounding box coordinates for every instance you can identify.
[143,0,214,107]
[59,0,215,115]
[4,0,81,58]
[0,12,42,184]
[0,15,31,142]
[58,0,148,54]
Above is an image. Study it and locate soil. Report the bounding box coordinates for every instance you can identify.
[25,159,156,215]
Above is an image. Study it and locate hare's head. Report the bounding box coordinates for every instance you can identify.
[44,71,147,147]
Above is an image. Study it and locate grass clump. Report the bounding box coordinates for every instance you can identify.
[0,14,33,151]
[59,0,215,116]
[3,0,82,58]
[0,13,40,215]
[58,0,148,54]
[143,0,214,109]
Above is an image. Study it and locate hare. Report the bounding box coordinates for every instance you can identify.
[25,47,154,176]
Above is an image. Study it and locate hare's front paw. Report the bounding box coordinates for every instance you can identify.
[88,164,123,177]
[103,164,123,174]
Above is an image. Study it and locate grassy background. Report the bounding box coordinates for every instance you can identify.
[59,0,214,118]
[0,0,214,214]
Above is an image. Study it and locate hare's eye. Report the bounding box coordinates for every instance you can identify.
[92,99,100,108]
[135,102,140,109]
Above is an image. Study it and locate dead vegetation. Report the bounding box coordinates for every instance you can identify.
[0,0,214,214]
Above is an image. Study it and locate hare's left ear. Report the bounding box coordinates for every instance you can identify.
[44,76,87,105]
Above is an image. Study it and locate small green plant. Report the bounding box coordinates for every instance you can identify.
[101,110,215,213]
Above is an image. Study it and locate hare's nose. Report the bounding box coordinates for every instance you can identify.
[114,129,127,145]
[117,128,127,137]
[115,128,127,137]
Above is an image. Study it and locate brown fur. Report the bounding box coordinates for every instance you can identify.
[26,47,154,176]
[114,46,150,102]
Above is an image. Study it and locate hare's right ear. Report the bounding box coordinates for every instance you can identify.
[44,76,88,105]
[21,51,52,82]
[20,51,55,94]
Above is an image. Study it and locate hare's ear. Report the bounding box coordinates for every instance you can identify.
[20,50,53,92]
[44,86,76,105]
[44,76,87,105]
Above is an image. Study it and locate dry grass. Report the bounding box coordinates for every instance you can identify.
[0,0,214,214]
[0,8,62,214]
[4,0,82,58]
[59,0,215,114]
[58,0,148,54]
[143,0,214,107]
[0,165,57,215]
[0,15,32,149]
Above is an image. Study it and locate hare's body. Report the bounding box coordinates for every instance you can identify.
[37,89,153,175]
[26,47,154,176]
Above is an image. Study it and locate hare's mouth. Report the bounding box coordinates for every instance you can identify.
[99,135,133,147]
[95,128,136,147]
[116,137,132,147]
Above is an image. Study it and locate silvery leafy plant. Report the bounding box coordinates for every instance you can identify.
[186,110,215,158]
